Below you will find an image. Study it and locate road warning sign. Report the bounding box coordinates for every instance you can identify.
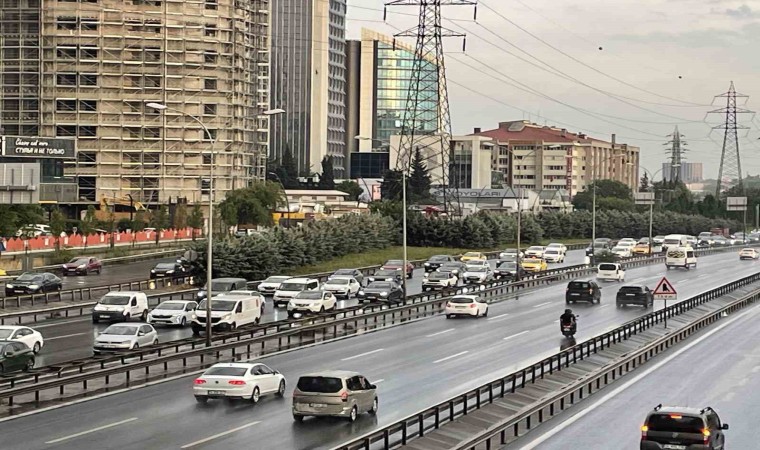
[653,277,677,300]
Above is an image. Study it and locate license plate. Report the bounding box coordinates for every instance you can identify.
[15,290,24,293]
[100,315,110,318]
[571,293,580,296]
[309,403,326,408]
[663,445,686,450]
[456,306,466,309]
[626,293,635,296]
[208,390,226,396]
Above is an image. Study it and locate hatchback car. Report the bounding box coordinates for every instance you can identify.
[0,341,35,374]
[445,294,488,318]
[380,260,414,279]
[498,249,523,260]
[423,255,456,272]
[62,257,102,276]
[0,326,44,353]
[493,261,525,280]
[632,242,652,255]
[640,405,728,450]
[322,277,361,299]
[616,285,653,308]
[93,323,158,353]
[292,371,378,422]
[462,266,494,284]
[4,272,62,296]
[521,257,547,273]
[437,261,466,277]
[565,279,602,304]
[287,290,337,316]
[422,271,458,291]
[524,246,546,258]
[543,248,565,263]
[147,300,198,327]
[194,362,286,404]
[329,269,364,285]
[149,262,186,279]
[257,276,291,296]
[357,281,404,303]
[739,248,759,260]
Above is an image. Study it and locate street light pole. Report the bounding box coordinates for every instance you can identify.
[402,169,408,301]
[268,172,290,228]
[516,187,522,282]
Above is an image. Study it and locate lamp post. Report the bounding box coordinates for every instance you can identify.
[268,172,291,228]
[636,165,674,257]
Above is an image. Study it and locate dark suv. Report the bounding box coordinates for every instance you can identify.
[565,279,601,304]
[616,285,653,308]
[641,405,728,450]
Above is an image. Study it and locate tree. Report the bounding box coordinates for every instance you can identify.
[0,205,19,237]
[318,155,336,190]
[80,205,97,248]
[336,180,363,202]
[187,205,204,240]
[279,145,300,188]
[173,203,188,229]
[640,173,650,192]
[49,207,67,251]
[380,169,403,201]
[572,179,633,211]
[408,147,432,203]
[218,182,283,229]
[149,205,170,244]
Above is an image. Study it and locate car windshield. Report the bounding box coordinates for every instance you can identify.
[327,278,350,285]
[599,264,618,271]
[385,260,403,266]
[664,239,681,245]
[464,252,479,257]
[156,302,185,310]
[16,273,42,282]
[523,258,540,263]
[440,263,459,268]
[374,270,396,276]
[264,276,289,283]
[451,296,476,304]
[197,299,237,311]
[99,295,131,305]
[155,263,175,270]
[545,250,559,254]
[612,247,626,252]
[619,286,643,293]
[428,273,448,280]
[279,282,306,291]
[646,414,704,433]
[430,255,449,261]
[741,248,754,252]
[210,281,234,291]
[468,267,488,273]
[204,366,248,377]
[102,325,138,336]
[297,376,343,393]
[594,239,608,244]
[367,282,392,290]
[569,282,589,289]
[0,330,13,339]
[334,269,354,275]
[497,262,516,269]
[68,258,89,265]
[296,291,323,300]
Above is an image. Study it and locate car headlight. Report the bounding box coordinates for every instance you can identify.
[5,284,13,289]
[197,291,205,297]
[77,264,86,269]
[424,263,430,266]
[151,270,156,273]
[358,290,365,296]
[94,305,104,311]
[222,314,232,320]
[28,284,39,290]
[367,277,375,282]
[166,270,174,274]
[380,292,389,297]
[61,264,67,269]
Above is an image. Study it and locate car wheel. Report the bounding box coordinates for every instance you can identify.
[277,380,286,398]
[446,314,452,319]
[483,307,488,317]
[348,406,358,422]
[124,313,131,322]
[92,317,99,324]
[24,357,34,372]
[32,342,41,354]
[293,414,304,422]
[132,343,139,350]
[195,396,208,404]
[152,339,158,346]
[180,317,187,327]
[230,322,237,331]
[192,327,201,336]
[84,269,89,276]
[0,363,4,374]
[250,386,261,404]
[319,306,325,314]
[369,397,378,415]
[141,310,148,321]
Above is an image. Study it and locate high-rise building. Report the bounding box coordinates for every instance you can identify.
[0,0,271,206]
[662,162,703,183]
[270,0,347,178]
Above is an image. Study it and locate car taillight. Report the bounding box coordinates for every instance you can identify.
[340,391,348,402]
[469,303,476,308]
[640,425,648,439]
[194,379,206,385]
[228,380,246,386]
[702,428,710,444]
[589,289,593,294]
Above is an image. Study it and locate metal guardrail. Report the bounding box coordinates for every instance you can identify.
[334,271,760,450]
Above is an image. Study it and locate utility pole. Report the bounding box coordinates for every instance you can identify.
[709,82,752,196]
[664,126,687,183]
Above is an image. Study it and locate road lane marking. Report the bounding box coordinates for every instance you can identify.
[34,318,91,328]
[46,332,88,341]
[45,417,138,444]
[599,304,610,308]
[433,351,468,364]
[487,313,510,321]
[426,329,454,338]
[180,421,261,448]
[504,330,531,341]
[518,305,758,450]
[374,379,385,384]
[341,348,384,361]
[532,302,551,308]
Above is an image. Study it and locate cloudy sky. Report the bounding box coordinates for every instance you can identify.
[345,0,760,179]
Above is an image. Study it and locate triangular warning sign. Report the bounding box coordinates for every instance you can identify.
[653,277,677,296]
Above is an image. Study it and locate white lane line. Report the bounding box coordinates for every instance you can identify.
[33,318,91,328]
[374,379,385,384]
[503,330,531,341]
[426,329,454,338]
[599,304,611,309]
[532,302,551,308]
[518,305,758,450]
[45,417,138,444]
[341,348,384,361]
[487,313,510,321]
[180,421,261,449]
[46,332,88,341]
[433,351,468,364]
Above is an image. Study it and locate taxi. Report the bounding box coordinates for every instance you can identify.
[460,252,487,263]
[631,242,652,255]
[520,257,547,272]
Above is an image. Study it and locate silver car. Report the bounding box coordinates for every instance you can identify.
[292,371,378,422]
[93,323,158,353]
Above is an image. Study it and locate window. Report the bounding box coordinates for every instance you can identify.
[80,100,97,112]
[56,16,77,30]
[144,76,161,88]
[204,129,217,140]
[56,125,77,136]
[80,126,97,137]
[56,73,77,86]
[205,0,217,9]
[22,99,38,110]
[80,46,98,59]
[203,104,216,115]
[56,47,76,59]
[56,99,77,112]
[202,154,212,165]
[204,24,217,36]
[203,52,217,64]
[144,128,160,138]
[346,376,362,391]
[77,151,97,167]
[80,74,98,86]
[203,78,217,90]
[200,179,210,195]
[80,18,98,31]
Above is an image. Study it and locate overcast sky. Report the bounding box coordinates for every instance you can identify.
[345,0,760,180]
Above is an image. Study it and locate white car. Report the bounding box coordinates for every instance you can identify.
[0,326,44,353]
[93,323,158,353]
[546,243,567,254]
[257,276,291,296]
[462,266,494,284]
[194,362,286,404]
[287,290,337,317]
[618,238,637,247]
[422,271,458,290]
[611,246,632,258]
[739,248,759,260]
[525,246,546,258]
[321,276,361,299]
[147,300,198,327]
[543,248,565,263]
[215,290,267,313]
[445,295,489,318]
[464,260,489,270]
[597,262,625,282]
[498,249,523,260]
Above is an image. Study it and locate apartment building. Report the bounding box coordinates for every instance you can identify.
[0,0,271,206]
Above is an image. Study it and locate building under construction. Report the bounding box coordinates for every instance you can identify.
[0,0,270,206]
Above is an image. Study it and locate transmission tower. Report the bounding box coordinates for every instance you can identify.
[709,82,752,195]
[385,0,476,214]
[664,126,687,182]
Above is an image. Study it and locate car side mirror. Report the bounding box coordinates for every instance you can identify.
[369,384,377,389]
[138,332,145,336]
[722,423,729,430]
[4,351,14,357]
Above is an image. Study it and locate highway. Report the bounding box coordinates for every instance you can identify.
[2,250,757,450]
[516,291,760,450]
[30,251,587,367]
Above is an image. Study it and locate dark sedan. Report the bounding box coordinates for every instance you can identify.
[357,281,404,303]
[616,285,653,307]
[423,255,456,272]
[5,272,62,296]
[0,340,35,373]
[437,262,466,277]
[493,261,525,281]
[150,262,187,279]
[62,256,102,276]
[366,269,403,284]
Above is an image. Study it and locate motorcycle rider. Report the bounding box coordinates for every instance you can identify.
[560,308,576,334]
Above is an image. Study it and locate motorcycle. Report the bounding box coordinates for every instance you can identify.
[561,316,578,338]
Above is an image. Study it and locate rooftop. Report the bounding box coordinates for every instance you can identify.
[472,120,613,144]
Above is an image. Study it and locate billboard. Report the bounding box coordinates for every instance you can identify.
[2,136,76,159]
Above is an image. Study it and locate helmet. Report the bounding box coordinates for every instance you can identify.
[564,308,573,314]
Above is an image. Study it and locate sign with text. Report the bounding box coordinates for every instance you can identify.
[429,188,517,199]
[634,192,655,205]
[653,276,677,300]
[2,136,76,159]
[726,196,747,212]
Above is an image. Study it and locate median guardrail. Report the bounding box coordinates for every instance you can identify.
[334,270,760,450]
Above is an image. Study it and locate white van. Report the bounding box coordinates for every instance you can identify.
[597,262,625,282]
[273,277,320,307]
[92,291,149,323]
[666,246,697,270]
[662,234,689,252]
[191,294,263,335]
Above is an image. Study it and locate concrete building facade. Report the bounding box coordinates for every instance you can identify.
[270,0,347,178]
[1,0,271,206]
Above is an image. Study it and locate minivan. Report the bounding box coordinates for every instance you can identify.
[662,234,689,252]
[191,294,263,334]
[197,278,248,300]
[292,371,378,422]
[597,263,625,282]
[565,279,602,304]
[665,246,696,270]
[92,291,149,323]
[273,277,320,307]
